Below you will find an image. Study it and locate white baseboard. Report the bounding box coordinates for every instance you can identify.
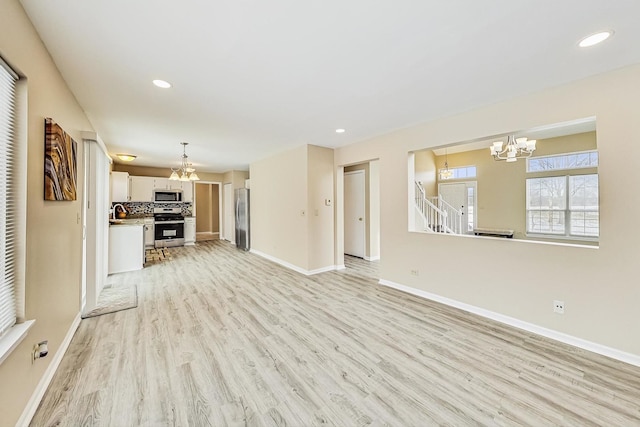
[16,312,82,427]
[379,279,640,368]
[364,255,380,261]
[336,264,346,271]
[250,249,337,276]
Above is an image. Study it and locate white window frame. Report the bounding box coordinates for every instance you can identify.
[525,150,599,242]
[0,56,32,365]
[439,165,477,181]
[526,150,598,173]
[526,174,599,241]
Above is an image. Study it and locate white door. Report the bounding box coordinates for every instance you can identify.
[223,183,233,242]
[344,171,365,258]
[439,181,477,232]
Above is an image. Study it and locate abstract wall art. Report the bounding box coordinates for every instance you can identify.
[44,117,77,201]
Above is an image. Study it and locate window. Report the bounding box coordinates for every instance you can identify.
[439,165,476,180]
[526,174,599,238]
[527,150,598,172]
[0,58,29,362]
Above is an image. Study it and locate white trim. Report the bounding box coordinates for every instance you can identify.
[250,249,337,276]
[336,264,346,270]
[379,279,640,368]
[16,313,82,427]
[363,255,380,261]
[81,131,112,163]
[0,320,35,365]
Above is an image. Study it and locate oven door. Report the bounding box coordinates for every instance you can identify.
[154,221,185,247]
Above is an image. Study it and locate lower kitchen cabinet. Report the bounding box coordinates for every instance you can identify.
[109,224,144,274]
[144,218,154,249]
[184,217,196,246]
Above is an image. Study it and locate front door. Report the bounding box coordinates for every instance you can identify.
[344,171,365,258]
[438,181,477,232]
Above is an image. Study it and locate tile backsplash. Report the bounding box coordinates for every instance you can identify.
[111,202,192,217]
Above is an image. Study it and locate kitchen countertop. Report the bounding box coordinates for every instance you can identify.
[109,218,146,226]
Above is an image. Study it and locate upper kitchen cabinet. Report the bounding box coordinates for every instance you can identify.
[154,178,169,190]
[129,176,155,202]
[155,178,185,192]
[110,171,129,203]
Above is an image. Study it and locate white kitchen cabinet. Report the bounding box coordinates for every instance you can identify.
[168,180,183,190]
[108,224,144,274]
[110,171,129,203]
[144,218,155,249]
[184,217,196,246]
[154,178,169,190]
[129,176,155,202]
[181,181,193,203]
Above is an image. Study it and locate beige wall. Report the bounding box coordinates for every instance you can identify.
[307,145,335,270]
[414,150,437,196]
[251,145,309,268]
[251,145,334,272]
[0,0,95,424]
[195,183,212,231]
[424,132,597,240]
[334,63,640,358]
[113,163,225,184]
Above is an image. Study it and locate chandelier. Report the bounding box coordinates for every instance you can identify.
[440,149,453,179]
[169,142,200,181]
[490,135,536,162]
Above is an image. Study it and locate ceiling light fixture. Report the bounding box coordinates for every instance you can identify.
[440,149,453,180]
[490,135,536,162]
[579,31,612,48]
[152,79,172,88]
[116,153,137,162]
[169,142,200,181]
[336,128,346,133]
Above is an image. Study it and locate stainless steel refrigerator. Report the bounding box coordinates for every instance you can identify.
[234,188,250,251]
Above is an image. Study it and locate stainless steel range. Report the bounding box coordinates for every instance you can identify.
[153,207,184,248]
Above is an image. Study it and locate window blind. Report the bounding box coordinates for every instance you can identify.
[0,56,19,337]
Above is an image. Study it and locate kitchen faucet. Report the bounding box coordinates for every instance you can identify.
[112,203,126,219]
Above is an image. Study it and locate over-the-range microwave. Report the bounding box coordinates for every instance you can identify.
[153,189,183,203]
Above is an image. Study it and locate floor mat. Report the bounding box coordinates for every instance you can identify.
[81,284,138,318]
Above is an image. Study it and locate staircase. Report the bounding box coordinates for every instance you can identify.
[414,182,465,235]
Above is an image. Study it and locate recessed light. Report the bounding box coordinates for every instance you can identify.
[152,79,172,88]
[579,31,612,48]
[116,154,137,162]
[336,128,346,133]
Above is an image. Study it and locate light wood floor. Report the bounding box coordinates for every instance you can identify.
[31,241,640,426]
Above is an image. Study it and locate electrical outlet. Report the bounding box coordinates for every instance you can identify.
[553,300,565,314]
[410,269,419,276]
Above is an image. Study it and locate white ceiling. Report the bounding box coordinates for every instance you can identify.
[19,0,640,173]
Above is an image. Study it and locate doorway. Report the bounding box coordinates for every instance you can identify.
[195,182,221,242]
[344,170,366,258]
